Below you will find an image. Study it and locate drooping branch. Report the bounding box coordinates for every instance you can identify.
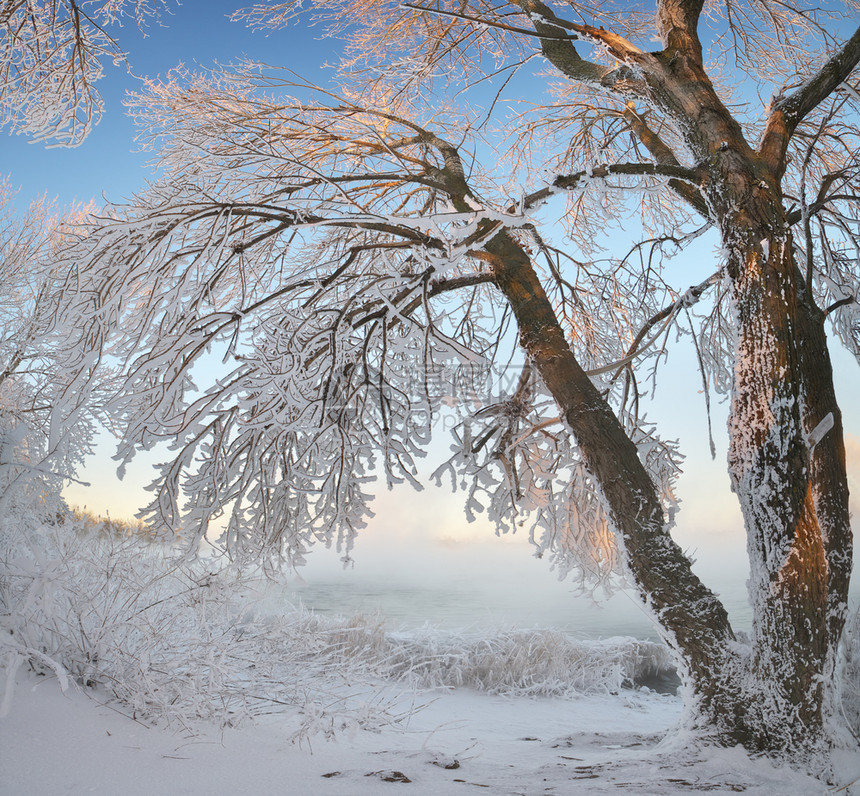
[605,270,721,382]
[0,0,171,146]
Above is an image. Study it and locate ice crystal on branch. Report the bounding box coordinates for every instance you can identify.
[0,180,111,504]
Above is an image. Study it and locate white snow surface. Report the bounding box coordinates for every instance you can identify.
[3,669,856,795]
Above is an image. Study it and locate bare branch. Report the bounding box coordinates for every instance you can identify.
[761,24,860,171]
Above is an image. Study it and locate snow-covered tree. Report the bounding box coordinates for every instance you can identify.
[0,180,103,505]
[59,0,859,763]
[0,0,172,146]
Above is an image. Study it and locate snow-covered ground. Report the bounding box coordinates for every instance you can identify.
[3,667,858,795]
[2,515,860,795]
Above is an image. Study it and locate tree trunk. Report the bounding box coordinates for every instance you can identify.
[701,154,853,753]
[488,212,853,756]
[486,231,738,718]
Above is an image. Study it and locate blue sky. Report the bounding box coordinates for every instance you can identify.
[3,2,859,603]
[4,1,340,207]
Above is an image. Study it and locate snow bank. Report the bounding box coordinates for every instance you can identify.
[2,667,842,796]
[2,507,859,794]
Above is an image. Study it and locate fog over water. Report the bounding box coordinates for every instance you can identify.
[277,479,756,642]
[282,549,745,642]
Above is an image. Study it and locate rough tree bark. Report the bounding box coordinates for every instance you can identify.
[487,172,852,755]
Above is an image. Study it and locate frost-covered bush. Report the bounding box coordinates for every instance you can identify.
[0,510,407,738]
[838,607,860,741]
[330,625,674,697]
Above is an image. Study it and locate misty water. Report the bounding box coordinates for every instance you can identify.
[280,530,756,643]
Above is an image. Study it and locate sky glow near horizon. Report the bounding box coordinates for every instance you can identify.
[4,2,860,612]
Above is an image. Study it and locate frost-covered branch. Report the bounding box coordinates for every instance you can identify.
[520,162,704,214]
[0,0,173,146]
[0,179,108,505]
[761,24,860,168]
